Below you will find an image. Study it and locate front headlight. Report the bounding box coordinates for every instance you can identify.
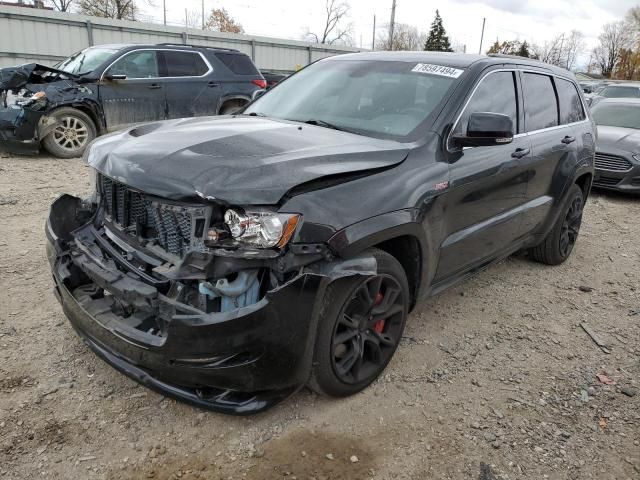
[221,208,301,249]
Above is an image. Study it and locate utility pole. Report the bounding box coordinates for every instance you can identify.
[163,0,166,25]
[389,0,396,51]
[372,14,376,51]
[201,0,205,29]
[478,17,485,54]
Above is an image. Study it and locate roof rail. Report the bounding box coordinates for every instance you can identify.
[156,43,239,52]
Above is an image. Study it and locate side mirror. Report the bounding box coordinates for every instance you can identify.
[452,112,514,147]
[251,89,266,100]
[105,73,127,81]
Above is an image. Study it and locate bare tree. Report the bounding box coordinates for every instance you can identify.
[48,0,74,11]
[530,31,584,69]
[563,31,585,70]
[305,0,352,45]
[78,0,137,20]
[185,8,200,29]
[205,7,244,34]
[375,23,425,51]
[592,21,633,77]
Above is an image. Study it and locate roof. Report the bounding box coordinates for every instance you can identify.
[85,43,240,53]
[594,98,640,106]
[324,51,572,76]
[604,83,640,88]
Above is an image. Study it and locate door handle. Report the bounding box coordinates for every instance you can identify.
[147,84,162,89]
[208,82,220,88]
[511,147,530,159]
[561,136,576,144]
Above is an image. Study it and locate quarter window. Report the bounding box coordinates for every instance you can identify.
[452,71,518,138]
[522,73,559,132]
[106,50,159,79]
[163,51,209,77]
[555,78,586,124]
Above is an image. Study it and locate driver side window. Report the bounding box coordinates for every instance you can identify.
[452,71,518,139]
[106,50,159,79]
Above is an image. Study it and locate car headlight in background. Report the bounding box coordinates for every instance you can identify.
[221,209,301,249]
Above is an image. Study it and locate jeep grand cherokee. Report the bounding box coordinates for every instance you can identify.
[46,52,595,414]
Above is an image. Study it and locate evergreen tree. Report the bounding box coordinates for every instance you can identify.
[424,10,453,52]
[517,41,530,58]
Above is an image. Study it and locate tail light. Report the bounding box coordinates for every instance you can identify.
[251,79,267,89]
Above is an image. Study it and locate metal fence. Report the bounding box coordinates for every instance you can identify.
[0,5,363,72]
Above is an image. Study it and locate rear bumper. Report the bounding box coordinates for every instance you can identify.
[45,197,332,415]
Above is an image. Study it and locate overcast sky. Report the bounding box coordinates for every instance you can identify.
[141,0,636,68]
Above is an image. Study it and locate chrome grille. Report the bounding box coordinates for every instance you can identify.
[594,153,633,172]
[99,175,202,257]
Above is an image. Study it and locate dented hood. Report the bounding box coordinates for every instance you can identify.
[87,116,410,204]
[0,63,79,92]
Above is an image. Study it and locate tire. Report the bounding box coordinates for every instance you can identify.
[42,107,97,159]
[308,249,409,397]
[529,184,585,265]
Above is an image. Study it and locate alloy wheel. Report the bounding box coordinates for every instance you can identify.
[331,275,405,385]
[559,195,583,258]
[52,116,90,152]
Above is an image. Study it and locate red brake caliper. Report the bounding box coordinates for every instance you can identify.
[373,292,385,333]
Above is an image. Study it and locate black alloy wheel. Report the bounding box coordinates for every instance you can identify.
[559,195,584,258]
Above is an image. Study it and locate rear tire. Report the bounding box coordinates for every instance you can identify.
[529,184,585,265]
[42,107,97,159]
[219,100,247,115]
[308,249,409,397]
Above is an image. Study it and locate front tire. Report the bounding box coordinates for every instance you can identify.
[42,107,97,159]
[308,249,409,397]
[529,184,585,265]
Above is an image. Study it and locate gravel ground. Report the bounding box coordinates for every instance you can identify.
[0,155,638,480]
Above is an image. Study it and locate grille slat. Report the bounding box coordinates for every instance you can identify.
[594,176,621,187]
[100,175,195,257]
[595,153,633,172]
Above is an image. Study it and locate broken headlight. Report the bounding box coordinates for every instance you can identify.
[221,209,300,249]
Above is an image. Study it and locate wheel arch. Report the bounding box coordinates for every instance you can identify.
[327,210,432,310]
[216,95,251,114]
[37,102,103,140]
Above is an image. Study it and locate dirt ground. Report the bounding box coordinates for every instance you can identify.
[0,155,638,480]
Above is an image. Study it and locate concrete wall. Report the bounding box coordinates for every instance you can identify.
[0,5,363,71]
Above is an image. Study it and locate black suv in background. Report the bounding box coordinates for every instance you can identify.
[0,44,265,157]
[46,52,595,414]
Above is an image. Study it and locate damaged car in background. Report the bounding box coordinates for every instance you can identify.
[0,43,265,158]
[46,52,595,414]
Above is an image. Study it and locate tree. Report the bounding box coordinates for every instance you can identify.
[614,48,640,80]
[486,39,531,58]
[305,0,352,45]
[185,9,201,29]
[205,7,244,34]
[78,0,136,20]
[592,21,633,77]
[375,23,425,51]
[531,31,584,69]
[48,0,74,11]
[424,10,453,52]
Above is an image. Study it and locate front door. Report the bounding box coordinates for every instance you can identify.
[434,69,531,283]
[99,50,166,130]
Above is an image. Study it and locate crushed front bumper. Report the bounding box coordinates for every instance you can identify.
[0,104,42,155]
[45,196,335,415]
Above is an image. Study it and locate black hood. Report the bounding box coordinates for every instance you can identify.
[87,116,410,205]
[596,125,640,154]
[0,63,79,92]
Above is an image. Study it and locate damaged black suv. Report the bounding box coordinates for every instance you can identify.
[0,44,264,158]
[46,52,595,414]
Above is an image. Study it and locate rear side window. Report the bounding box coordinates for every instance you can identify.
[555,78,586,124]
[452,71,518,137]
[163,51,209,77]
[522,73,558,132]
[216,53,259,75]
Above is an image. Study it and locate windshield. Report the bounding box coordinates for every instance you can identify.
[592,103,640,129]
[56,47,121,75]
[245,59,460,141]
[600,85,640,98]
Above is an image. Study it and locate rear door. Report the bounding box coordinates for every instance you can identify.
[98,49,166,130]
[518,72,582,234]
[160,50,219,119]
[434,69,531,283]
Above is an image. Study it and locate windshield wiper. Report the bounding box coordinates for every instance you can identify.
[247,112,267,117]
[302,119,357,134]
